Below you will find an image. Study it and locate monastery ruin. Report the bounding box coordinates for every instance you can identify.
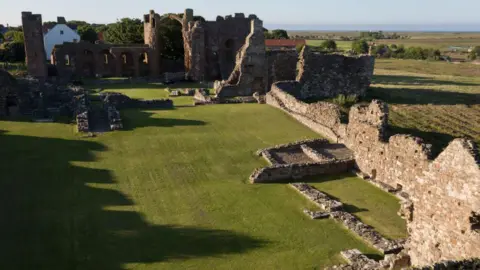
[0,8,478,269]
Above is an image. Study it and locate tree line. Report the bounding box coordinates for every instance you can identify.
[1,15,291,63]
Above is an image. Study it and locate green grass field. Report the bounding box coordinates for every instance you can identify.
[371,59,480,156]
[0,95,406,269]
[306,40,353,51]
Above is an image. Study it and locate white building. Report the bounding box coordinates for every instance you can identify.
[44,22,80,60]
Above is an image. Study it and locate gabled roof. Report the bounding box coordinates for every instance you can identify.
[265,39,306,47]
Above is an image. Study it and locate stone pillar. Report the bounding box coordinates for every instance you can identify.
[21,12,48,78]
[182,9,195,77]
[144,10,160,77]
[188,21,206,81]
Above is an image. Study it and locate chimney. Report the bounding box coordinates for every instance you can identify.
[57,17,66,24]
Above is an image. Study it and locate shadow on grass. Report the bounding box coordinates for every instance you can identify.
[386,125,456,158]
[121,109,207,131]
[367,87,480,106]
[89,82,208,91]
[373,75,480,87]
[0,131,266,270]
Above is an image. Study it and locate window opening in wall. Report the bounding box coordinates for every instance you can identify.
[122,54,127,64]
[371,169,377,180]
[151,18,156,27]
[65,55,70,66]
[470,212,480,232]
[143,53,148,64]
[104,54,108,64]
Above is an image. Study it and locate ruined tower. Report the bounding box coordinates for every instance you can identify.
[22,12,47,78]
[144,10,161,77]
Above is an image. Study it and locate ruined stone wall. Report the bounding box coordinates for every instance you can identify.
[296,46,374,99]
[267,89,480,265]
[250,160,354,183]
[267,50,298,90]
[22,12,48,78]
[51,42,152,79]
[143,10,161,76]
[204,14,256,80]
[179,9,254,81]
[0,69,18,117]
[215,19,267,98]
[406,139,480,266]
[267,82,346,142]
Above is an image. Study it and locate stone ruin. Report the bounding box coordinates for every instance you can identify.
[252,62,480,267]
[214,19,267,99]
[14,8,480,269]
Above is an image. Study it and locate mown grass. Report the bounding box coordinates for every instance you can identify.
[370,59,480,156]
[0,96,407,269]
[90,82,210,106]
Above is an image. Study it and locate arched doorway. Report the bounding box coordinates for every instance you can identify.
[120,52,134,77]
[139,52,150,77]
[81,50,95,77]
[223,39,236,79]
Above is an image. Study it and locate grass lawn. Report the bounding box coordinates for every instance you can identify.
[0,94,406,269]
[370,59,480,156]
[90,82,210,106]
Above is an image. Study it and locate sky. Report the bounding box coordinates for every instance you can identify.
[2,0,480,31]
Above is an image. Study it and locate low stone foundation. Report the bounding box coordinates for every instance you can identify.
[330,211,405,254]
[290,183,343,211]
[250,139,355,183]
[106,105,122,131]
[250,160,354,183]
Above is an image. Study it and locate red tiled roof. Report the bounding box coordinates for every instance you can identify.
[265,39,306,47]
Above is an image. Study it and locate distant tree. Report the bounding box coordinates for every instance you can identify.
[67,20,89,27]
[0,33,4,43]
[352,39,369,54]
[77,25,98,43]
[2,42,25,62]
[468,46,480,60]
[157,14,184,60]
[390,44,398,50]
[271,29,289,39]
[4,31,24,43]
[104,18,143,44]
[320,39,337,51]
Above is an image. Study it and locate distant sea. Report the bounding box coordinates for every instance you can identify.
[265,24,480,32]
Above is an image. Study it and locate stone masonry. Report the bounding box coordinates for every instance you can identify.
[215,19,267,98]
[22,12,48,78]
[296,46,375,99]
[266,77,480,266]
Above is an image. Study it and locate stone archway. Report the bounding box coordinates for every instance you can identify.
[120,52,134,77]
[139,52,150,77]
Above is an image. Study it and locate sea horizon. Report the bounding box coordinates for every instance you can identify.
[265,24,480,32]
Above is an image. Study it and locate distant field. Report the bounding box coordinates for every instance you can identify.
[298,32,480,55]
[306,40,352,50]
[370,59,480,156]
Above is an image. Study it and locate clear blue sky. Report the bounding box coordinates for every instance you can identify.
[2,0,480,29]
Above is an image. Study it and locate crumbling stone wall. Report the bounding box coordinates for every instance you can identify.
[267,82,346,141]
[172,9,255,81]
[267,84,480,266]
[22,12,48,78]
[267,50,298,90]
[296,46,374,99]
[215,19,267,98]
[0,69,18,117]
[406,139,480,265]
